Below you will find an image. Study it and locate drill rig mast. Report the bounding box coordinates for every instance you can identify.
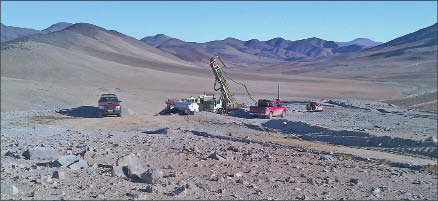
[209,56,242,113]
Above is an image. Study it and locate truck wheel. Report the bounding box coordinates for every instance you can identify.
[281,110,286,118]
[217,108,224,114]
[268,112,273,119]
[118,113,122,117]
[97,113,103,118]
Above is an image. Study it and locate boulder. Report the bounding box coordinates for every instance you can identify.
[116,153,141,167]
[68,159,88,170]
[1,183,19,195]
[112,166,128,179]
[127,164,147,180]
[53,155,81,167]
[22,146,58,160]
[140,168,164,184]
[52,170,66,180]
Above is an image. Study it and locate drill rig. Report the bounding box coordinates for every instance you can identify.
[209,56,243,113]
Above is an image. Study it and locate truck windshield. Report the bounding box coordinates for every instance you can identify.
[258,100,273,107]
[99,97,119,102]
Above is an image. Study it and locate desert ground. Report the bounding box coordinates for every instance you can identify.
[1,23,437,200]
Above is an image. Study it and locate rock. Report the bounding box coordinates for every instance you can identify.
[286,177,295,183]
[4,151,21,159]
[126,191,139,198]
[97,194,105,199]
[39,175,53,185]
[234,172,244,178]
[83,151,96,165]
[320,155,333,161]
[425,136,438,144]
[144,185,162,194]
[1,183,19,195]
[116,153,141,167]
[22,146,59,160]
[53,155,82,167]
[170,187,186,197]
[177,180,187,186]
[112,166,128,179]
[350,178,361,185]
[208,152,227,161]
[207,172,218,181]
[140,168,164,184]
[68,159,88,170]
[127,164,147,180]
[227,146,240,152]
[52,170,66,180]
[371,187,381,195]
[307,178,316,185]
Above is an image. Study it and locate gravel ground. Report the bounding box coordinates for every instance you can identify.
[1,98,437,200]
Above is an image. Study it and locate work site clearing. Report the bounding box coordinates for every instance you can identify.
[1,96,437,200]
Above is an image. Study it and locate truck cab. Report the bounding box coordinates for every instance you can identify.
[98,94,122,117]
[249,99,286,119]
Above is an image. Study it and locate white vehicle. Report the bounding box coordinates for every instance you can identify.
[174,100,199,115]
[199,95,224,114]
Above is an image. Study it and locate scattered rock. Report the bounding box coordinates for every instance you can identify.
[22,146,59,160]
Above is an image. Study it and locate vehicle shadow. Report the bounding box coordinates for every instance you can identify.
[228,109,254,119]
[56,106,101,118]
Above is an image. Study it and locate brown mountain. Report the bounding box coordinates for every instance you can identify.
[141,35,369,67]
[272,23,437,97]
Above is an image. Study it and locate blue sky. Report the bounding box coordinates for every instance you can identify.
[1,1,437,43]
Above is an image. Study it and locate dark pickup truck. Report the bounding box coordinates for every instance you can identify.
[98,94,122,117]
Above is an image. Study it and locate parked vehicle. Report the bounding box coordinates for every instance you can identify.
[306,102,323,111]
[174,97,199,115]
[249,99,286,119]
[198,95,224,114]
[165,99,178,114]
[98,94,122,117]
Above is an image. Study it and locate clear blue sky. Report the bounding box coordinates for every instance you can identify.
[1,1,437,43]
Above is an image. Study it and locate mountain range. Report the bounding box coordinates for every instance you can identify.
[2,21,386,67]
[141,35,383,66]
[1,22,73,42]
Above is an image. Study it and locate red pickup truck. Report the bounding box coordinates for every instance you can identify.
[249,99,286,119]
